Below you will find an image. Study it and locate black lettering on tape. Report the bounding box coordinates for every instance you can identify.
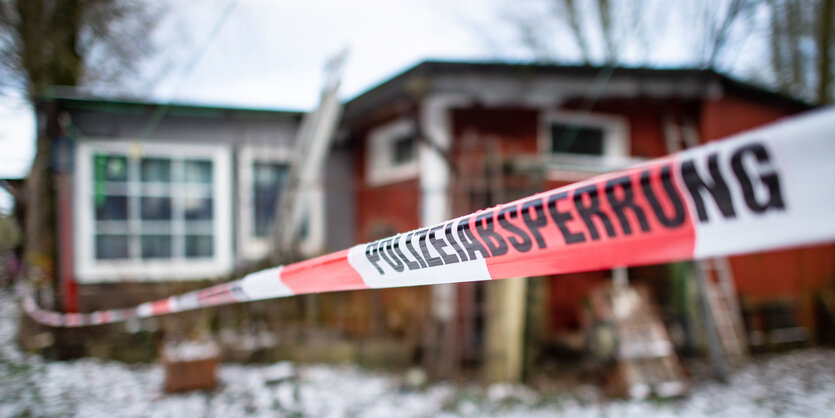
[456,217,492,259]
[444,222,469,261]
[392,235,421,271]
[365,241,385,275]
[417,229,443,267]
[605,175,650,235]
[428,225,460,264]
[548,192,585,244]
[730,143,785,213]
[640,165,686,228]
[475,211,509,256]
[498,205,533,252]
[574,184,616,240]
[404,231,428,268]
[681,154,736,222]
[378,238,405,272]
[522,199,548,249]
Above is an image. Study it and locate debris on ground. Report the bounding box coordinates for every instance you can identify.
[2,290,834,417]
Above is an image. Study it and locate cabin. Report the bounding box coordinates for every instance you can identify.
[40,94,355,316]
[29,61,835,378]
[341,61,834,379]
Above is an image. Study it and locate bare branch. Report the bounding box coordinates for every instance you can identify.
[817,0,833,102]
[562,0,594,63]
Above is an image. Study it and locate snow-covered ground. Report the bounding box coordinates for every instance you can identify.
[2,289,835,417]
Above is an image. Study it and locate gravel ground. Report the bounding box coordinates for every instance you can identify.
[2,290,834,417]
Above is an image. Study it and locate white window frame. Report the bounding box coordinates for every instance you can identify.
[74,140,233,283]
[366,117,420,186]
[539,111,631,177]
[237,146,292,260]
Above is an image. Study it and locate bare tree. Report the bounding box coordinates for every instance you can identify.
[695,0,761,67]
[497,1,760,65]
[562,0,594,63]
[495,0,833,102]
[0,0,160,97]
[497,0,675,65]
[765,0,833,103]
[0,0,161,306]
[819,0,834,102]
[522,0,650,64]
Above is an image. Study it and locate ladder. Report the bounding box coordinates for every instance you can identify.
[700,258,749,362]
[273,51,347,260]
[663,113,749,377]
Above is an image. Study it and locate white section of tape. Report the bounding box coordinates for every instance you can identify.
[347,227,492,289]
[171,293,200,312]
[166,296,181,313]
[136,303,153,318]
[239,266,293,300]
[688,107,835,258]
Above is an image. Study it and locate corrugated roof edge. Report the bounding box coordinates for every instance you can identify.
[38,87,306,118]
[37,60,813,122]
[343,59,813,120]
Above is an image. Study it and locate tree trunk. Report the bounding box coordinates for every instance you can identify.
[24,101,58,307]
[16,0,83,311]
[818,0,834,103]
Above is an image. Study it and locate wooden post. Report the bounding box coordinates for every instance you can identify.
[484,277,527,383]
[428,283,457,378]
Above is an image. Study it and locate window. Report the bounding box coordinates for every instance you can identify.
[392,133,417,165]
[92,154,214,261]
[252,161,289,238]
[541,111,629,173]
[366,118,420,186]
[549,124,604,156]
[76,141,232,282]
[237,147,294,260]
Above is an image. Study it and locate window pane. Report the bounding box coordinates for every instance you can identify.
[185,235,213,258]
[141,235,172,259]
[392,134,416,165]
[184,160,212,184]
[184,197,213,220]
[94,154,128,182]
[253,162,288,238]
[95,195,128,220]
[254,162,289,187]
[550,124,605,156]
[141,158,171,183]
[141,196,172,220]
[96,235,129,260]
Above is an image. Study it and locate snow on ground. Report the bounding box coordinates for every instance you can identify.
[2,289,835,417]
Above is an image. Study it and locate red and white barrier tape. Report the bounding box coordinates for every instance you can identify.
[22,107,835,327]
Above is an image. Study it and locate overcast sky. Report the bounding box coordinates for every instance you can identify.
[0,0,758,213]
[0,0,516,212]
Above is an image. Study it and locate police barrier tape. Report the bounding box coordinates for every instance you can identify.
[21,107,835,327]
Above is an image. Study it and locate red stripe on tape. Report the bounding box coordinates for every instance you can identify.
[281,249,369,294]
[482,158,696,279]
[194,283,241,306]
[149,299,171,316]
